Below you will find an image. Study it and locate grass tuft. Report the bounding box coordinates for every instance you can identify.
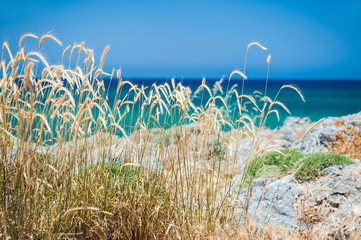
[295,152,354,180]
[245,149,355,182]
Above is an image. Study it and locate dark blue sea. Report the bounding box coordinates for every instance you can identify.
[103,78,361,129]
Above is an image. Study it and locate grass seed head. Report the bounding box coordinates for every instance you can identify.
[39,33,62,49]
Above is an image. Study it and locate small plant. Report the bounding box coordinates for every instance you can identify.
[294,193,329,240]
[258,148,302,172]
[243,149,354,181]
[294,152,354,180]
[88,161,141,183]
[243,148,303,182]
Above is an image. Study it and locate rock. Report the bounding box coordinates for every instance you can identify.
[235,175,304,229]
[319,125,340,146]
[297,164,361,238]
[229,112,361,237]
[289,112,361,156]
[232,136,254,164]
[290,118,341,154]
[329,192,346,208]
[323,165,343,175]
[281,117,312,138]
[232,163,361,237]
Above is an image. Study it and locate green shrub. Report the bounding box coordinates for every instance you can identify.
[256,165,282,179]
[295,152,355,180]
[243,148,303,182]
[258,148,303,171]
[244,149,354,182]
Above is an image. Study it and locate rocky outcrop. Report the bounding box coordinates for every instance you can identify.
[232,112,361,165]
[296,164,361,239]
[287,112,361,155]
[232,112,361,238]
[233,163,361,238]
[234,175,304,229]
[290,118,346,154]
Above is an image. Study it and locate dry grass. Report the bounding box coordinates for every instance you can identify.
[0,34,306,239]
[291,191,361,240]
[329,127,361,159]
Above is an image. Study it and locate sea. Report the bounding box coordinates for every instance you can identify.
[102,78,361,129]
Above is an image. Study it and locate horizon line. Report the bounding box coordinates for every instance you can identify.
[103,77,361,81]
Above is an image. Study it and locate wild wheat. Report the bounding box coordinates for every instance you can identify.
[0,34,307,239]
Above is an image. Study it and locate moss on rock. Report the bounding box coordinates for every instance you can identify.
[245,149,355,181]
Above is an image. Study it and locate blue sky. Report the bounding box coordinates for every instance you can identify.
[1,0,360,79]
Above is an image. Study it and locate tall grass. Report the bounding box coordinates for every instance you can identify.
[0,34,304,239]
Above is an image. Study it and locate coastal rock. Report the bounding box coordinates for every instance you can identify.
[322,165,343,175]
[298,164,361,239]
[229,112,361,237]
[232,164,361,238]
[280,117,313,142]
[291,118,341,154]
[247,112,361,158]
[290,112,361,155]
[232,137,254,164]
[270,117,313,149]
[234,175,304,229]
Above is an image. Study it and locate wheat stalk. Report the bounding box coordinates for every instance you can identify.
[19,33,38,48]
[39,34,62,49]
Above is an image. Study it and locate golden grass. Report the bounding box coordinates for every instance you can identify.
[0,33,310,239]
[39,34,62,49]
[19,33,39,48]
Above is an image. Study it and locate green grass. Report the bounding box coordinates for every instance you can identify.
[245,149,355,182]
[295,152,355,180]
[243,148,301,183]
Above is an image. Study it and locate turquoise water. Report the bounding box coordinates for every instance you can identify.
[103,78,361,129]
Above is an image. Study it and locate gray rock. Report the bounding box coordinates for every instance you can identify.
[319,125,340,146]
[235,175,304,229]
[232,164,361,236]
[323,165,344,175]
[299,164,361,238]
[252,178,269,187]
[281,117,312,136]
[271,117,313,149]
[291,119,341,154]
[288,112,361,155]
[329,192,347,208]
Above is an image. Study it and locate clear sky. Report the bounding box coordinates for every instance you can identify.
[1,0,360,79]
